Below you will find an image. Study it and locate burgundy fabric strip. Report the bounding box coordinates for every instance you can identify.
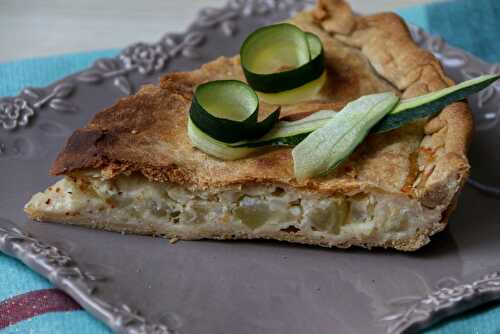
[0,288,81,329]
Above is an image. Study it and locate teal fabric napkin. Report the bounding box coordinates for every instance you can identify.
[397,0,500,63]
[1,0,500,333]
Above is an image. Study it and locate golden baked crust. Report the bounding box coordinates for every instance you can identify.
[36,0,472,250]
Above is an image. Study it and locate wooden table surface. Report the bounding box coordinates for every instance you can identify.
[0,0,434,63]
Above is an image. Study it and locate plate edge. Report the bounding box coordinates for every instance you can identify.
[0,1,500,333]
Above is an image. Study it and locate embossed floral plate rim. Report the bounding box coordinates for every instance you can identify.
[1,1,500,334]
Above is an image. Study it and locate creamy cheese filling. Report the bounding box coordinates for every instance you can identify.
[25,172,442,244]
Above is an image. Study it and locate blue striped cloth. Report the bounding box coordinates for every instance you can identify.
[1,0,500,333]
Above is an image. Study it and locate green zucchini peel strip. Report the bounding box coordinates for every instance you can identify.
[373,74,500,133]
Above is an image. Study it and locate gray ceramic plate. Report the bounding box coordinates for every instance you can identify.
[1,1,500,333]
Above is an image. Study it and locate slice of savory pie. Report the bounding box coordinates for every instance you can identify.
[25,0,473,251]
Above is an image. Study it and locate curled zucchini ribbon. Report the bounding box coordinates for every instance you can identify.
[240,23,325,101]
[189,80,280,143]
